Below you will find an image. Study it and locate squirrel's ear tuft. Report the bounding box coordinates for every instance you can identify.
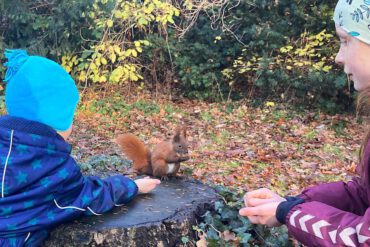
[173,131,180,143]
[175,125,187,138]
[181,127,187,138]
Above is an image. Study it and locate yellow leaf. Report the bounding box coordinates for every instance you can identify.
[93,74,100,82]
[322,65,332,72]
[167,16,174,24]
[90,63,97,70]
[78,71,86,82]
[129,73,139,81]
[109,53,117,63]
[95,57,101,66]
[65,66,71,73]
[114,10,123,19]
[107,20,113,28]
[99,76,107,83]
[265,101,275,107]
[124,50,131,56]
[113,45,121,54]
[145,3,155,14]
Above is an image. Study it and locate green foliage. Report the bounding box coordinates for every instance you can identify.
[2,0,97,56]
[0,95,5,114]
[196,185,292,246]
[172,14,241,100]
[60,0,180,85]
[1,0,180,85]
[81,95,161,118]
[1,0,354,111]
[78,155,131,175]
[144,0,351,110]
[132,100,161,116]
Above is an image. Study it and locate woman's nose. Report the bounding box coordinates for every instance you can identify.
[335,48,344,66]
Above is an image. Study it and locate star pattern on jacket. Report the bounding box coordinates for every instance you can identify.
[43,194,53,202]
[47,211,55,220]
[6,224,17,231]
[16,144,28,155]
[32,159,42,170]
[1,156,13,165]
[28,218,39,226]
[29,134,41,141]
[82,195,90,205]
[58,168,69,179]
[16,172,28,185]
[23,201,34,209]
[1,206,12,216]
[47,144,56,155]
[40,178,50,188]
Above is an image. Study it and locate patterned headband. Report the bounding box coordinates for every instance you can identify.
[333,0,370,44]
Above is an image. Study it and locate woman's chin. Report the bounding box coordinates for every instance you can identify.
[354,82,367,92]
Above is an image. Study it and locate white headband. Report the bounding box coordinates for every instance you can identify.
[333,0,370,44]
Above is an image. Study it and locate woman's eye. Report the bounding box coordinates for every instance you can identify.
[339,39,347,45]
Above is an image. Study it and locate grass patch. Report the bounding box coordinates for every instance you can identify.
[304,130,317,140]
[322,144,344,158]
[210,130,232,146]
[222,161,241,168]
[200,111,213,122]
[132,99,160,116]
[250,161,269,172]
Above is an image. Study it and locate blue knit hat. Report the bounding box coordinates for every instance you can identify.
[3,49,79,131]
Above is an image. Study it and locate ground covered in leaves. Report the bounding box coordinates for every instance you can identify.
[70,87,363,197]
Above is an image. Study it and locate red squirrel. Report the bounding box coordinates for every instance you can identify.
[116,126,189,178]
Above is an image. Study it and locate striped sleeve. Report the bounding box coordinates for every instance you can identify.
[286,202,370,246]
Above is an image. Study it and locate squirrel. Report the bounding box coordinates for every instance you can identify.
[116,126,189,178]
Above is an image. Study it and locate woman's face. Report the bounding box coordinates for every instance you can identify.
[335,25,370,91]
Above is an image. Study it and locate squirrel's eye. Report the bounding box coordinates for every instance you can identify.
[178,145,182,148]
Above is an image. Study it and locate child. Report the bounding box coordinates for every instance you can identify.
[0,49,161,247]
[239,0,370,246]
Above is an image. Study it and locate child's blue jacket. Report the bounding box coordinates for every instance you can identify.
[0,115,138,246]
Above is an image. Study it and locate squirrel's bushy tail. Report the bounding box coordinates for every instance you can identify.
[116,134,152,175]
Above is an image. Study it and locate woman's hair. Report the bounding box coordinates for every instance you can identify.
[357,87,370,181]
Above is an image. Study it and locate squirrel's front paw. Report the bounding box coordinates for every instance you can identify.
[160,176,169,181]
[173,174,185,180]
[179,156,189,162]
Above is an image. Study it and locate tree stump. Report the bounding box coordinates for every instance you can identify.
[44,178,220,247]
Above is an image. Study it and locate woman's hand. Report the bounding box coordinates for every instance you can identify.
[239,188,286,227]
[134,177,161,194]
